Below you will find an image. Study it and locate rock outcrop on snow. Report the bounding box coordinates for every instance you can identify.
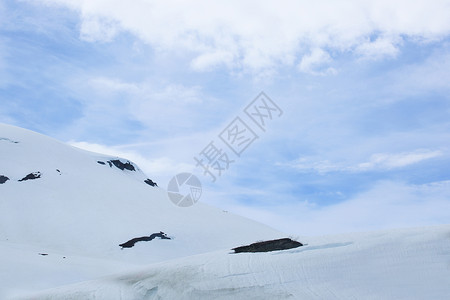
[0,175,9,184]
[97,158,158,186]
[144,178,157,187]
[119,231,170,248]
[0,137,19,144]
[232,238,303,253]
[97,159,136,171]
[18,172,42,182]
[108,159,136,171]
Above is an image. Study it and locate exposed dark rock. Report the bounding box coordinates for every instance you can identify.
[0,137,19,144]
[120,231,170,248]
[232,238,303,253]
[38,253,48,256]
[97,161,106,165]
[144,179,158,187]
[108,159,136,171]
[0,175,9,184]
[18,172,41,182]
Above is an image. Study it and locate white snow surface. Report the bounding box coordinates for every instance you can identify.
[19,225,450,300]
[1,124,450,299]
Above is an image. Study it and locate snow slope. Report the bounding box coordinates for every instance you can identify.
[20,225,450,300]
[0,124,281,298]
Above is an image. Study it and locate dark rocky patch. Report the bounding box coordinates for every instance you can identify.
[18,172,41,182]
[0,175,9,184]
[144,179,158,187]
[97,161,106,165]
[38,253,48,256]
[0,137,19,144]
[232,238,303,253]
[108,159,136,171]
[120,231,170,248]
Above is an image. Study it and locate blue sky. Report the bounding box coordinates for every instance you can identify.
[1,0,450,235]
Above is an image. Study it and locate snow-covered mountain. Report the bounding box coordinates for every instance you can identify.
[1,124,449,299]
[0,124,281,298]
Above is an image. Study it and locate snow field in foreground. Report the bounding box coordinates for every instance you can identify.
[20,225,450,300]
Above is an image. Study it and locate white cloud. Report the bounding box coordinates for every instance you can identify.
[38,0,450,73]
[88,77,139,94]
[355,35,401,60]
[220,180,450,235]
[387,49,450,95]
[288,149,443,174]
[64,75,214,137]
[0,43,7,88]
[298,48,336,75]
[355,150,443,171]
[79,14,120,42]
[286,158,344,174]
[86,76,204,106]
[191,50,236,71]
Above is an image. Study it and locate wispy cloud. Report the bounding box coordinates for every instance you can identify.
[387,49,450,96]
[298,48,337,75]
[355,35,401,60]
[220,180,450,235]
[354,150,443,171]
[0,41,7,88]
[79,14,120,43]
[286,149,443,174]
[71,76,217,136]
